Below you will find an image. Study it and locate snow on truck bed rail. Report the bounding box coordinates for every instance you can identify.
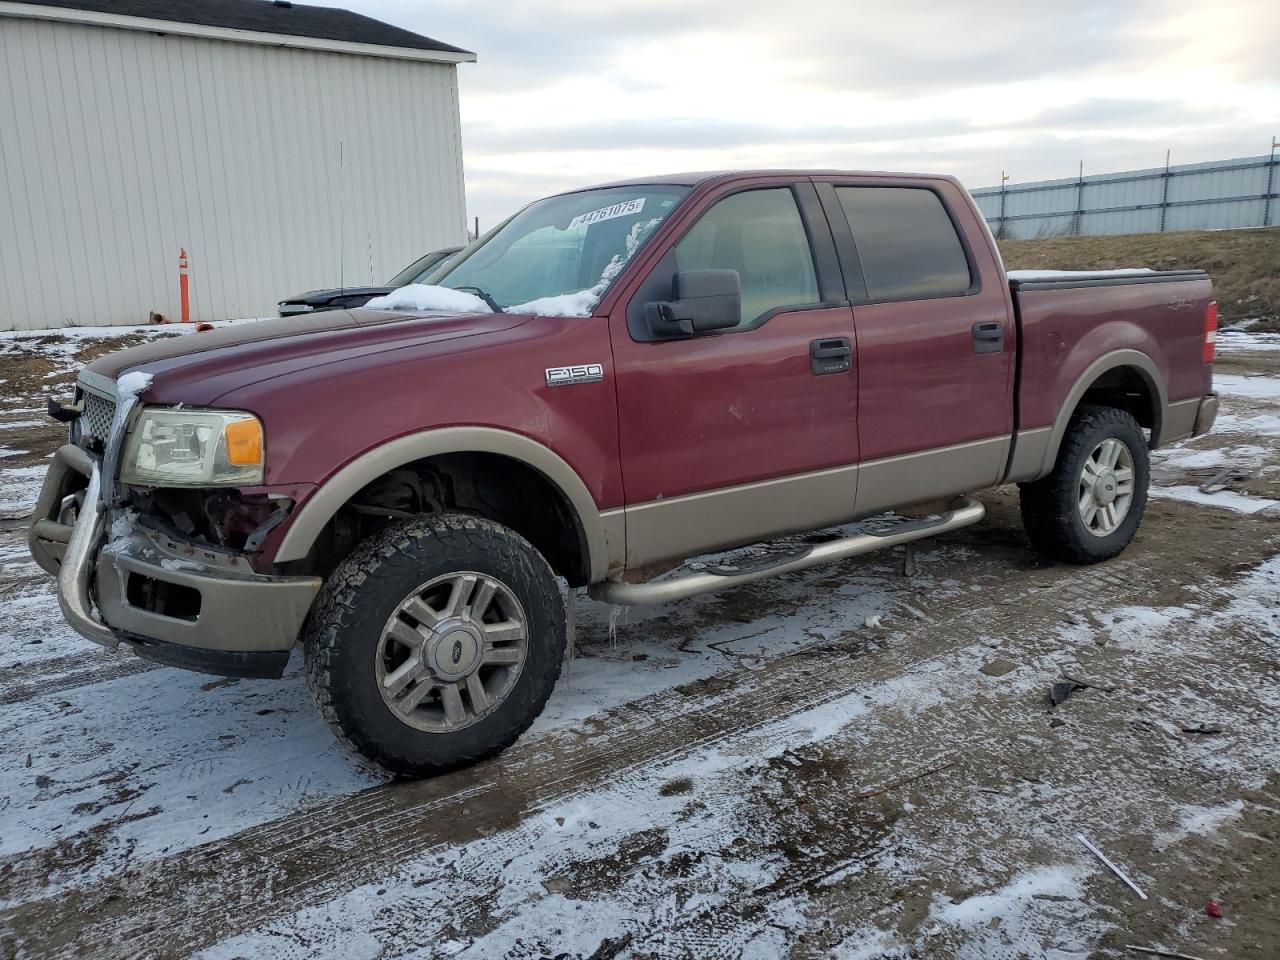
[1006,268,1157,281]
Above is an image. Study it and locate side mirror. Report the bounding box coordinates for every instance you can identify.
[644,269,741,338]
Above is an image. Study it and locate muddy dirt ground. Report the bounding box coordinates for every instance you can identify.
[0,326,1277,959]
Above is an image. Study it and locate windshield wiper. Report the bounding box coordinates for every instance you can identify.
[453,285,505,313]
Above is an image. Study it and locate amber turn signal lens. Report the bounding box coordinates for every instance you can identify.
[225,417,264,466]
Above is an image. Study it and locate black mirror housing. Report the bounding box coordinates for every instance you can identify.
[645,269,741,338]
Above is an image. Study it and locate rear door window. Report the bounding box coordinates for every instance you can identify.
[836,187,972,301]
[674,188,820,330]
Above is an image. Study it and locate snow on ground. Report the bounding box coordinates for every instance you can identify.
[0,462,49,516]
[1150,484,1279,514]
[0,318,263,349]
[2,326,1279,958]
[1217,326,1280,353]
[1154,801,1246,852]
[1213,373,1280,400]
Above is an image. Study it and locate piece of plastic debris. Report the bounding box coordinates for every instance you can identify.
[1205,899,1222,918]
[1064,673,1116,693]
[1077,833,1147,899]
[1180,723,1223,735]
[864,614,883,628]
[1050,717,1066,728]
[1198,467,1249,495]
[1050,681,1086,706]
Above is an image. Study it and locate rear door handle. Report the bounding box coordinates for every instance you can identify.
[972,321,1004,354]
[810,337,852,375]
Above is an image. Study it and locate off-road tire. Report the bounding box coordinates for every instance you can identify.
[1019,405,1149,564]
[303,513,565,777]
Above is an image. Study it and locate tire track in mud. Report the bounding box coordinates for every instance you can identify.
[6,499,1275,958]
[204,591,1280,960]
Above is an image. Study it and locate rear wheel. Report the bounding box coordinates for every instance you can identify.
[303,513,565,777]
[1019,405,1149,564]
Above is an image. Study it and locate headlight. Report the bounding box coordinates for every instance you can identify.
[120,408,265,487]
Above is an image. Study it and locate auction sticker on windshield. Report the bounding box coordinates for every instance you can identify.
[568,198,646,230]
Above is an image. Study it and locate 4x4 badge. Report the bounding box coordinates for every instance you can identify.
[545,364,604,387]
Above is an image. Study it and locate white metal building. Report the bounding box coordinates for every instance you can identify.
[0,0,474,330]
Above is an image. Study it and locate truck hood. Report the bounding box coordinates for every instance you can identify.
[85,309,530,407]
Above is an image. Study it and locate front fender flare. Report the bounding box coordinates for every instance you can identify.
[273,427,616,582]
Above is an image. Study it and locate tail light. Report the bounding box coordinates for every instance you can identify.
[1203,300,1218,364]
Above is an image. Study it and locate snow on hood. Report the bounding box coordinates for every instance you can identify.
[364,282,603,319]
[363,285,492,314]
[115,370,154,402]
[508,289,601,318]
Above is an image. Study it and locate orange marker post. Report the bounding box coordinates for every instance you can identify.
[179,248,191,323]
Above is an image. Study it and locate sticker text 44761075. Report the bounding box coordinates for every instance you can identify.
[567,199,646,231]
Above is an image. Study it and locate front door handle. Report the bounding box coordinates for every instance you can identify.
[810,337,852,375]
[972,321,1004,354]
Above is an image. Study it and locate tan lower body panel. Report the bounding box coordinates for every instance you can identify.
[1161,397,1201,446]
[622,464,859,569]
[852,436,1008,517]
[617,436,1011,571]
[1005,427,1053,483]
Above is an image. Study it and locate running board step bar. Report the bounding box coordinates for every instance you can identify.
[589,497,985,606]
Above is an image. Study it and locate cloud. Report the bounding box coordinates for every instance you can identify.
[342,0,1280,227]
[464,116,978,153]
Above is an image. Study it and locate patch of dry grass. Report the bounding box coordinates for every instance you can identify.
[998,226,1280,329]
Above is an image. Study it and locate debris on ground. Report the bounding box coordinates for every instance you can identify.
[1198,467,1250,494]
[1180,722,1224,735]
[1076,833,1148,900]
[1050,681,1086,706]
[1124,945,1210,960]
[1205,898,1222,918]
[1063,673,1117,693]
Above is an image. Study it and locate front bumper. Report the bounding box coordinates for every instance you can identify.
[28,444,321,678]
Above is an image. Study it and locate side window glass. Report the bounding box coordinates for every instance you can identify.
[836,187,972,301]
[674,188,819,330]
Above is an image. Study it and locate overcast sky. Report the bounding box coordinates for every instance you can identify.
[349,0,1277,229]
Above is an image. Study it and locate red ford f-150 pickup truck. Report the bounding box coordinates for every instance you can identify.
[29,170,1218,775]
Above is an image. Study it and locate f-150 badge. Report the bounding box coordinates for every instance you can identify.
[546,364,604,387]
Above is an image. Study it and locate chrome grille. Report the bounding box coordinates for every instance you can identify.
[80,390,117,446]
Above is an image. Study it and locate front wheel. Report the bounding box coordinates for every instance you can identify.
[1019,405,1150,564]
[303,514,565,777]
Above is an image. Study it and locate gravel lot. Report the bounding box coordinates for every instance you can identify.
[1,324,1278,959]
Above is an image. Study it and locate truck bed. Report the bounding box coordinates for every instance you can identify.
[1008,268,1214,480]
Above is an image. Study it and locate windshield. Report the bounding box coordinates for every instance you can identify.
[429,185,690,315]
[388,248,460,287]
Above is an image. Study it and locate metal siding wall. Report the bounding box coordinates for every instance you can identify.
[972,153,1280,240]
[0,16,468,330]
